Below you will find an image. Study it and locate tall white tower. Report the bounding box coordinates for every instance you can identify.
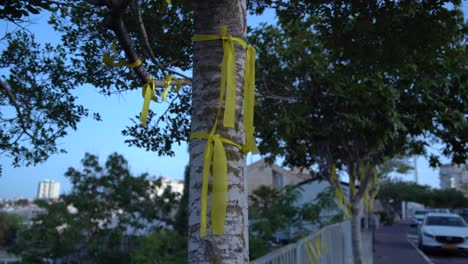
[37,180,60,199]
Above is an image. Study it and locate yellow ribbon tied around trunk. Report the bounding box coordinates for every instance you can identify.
[192,26,258,150]
[368,166,379,211]
[191,132,243,236]
[191,26,258,237]
[331,164,350,219]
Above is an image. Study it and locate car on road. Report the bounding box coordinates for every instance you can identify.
[418,213,468,253]
[411,209,428,227]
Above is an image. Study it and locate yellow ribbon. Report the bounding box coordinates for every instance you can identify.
[331,164,351,219]
[171,78,184,93]
[139,76,157,127]
[162,75,172,102]
[191,26,258,237]
[191,132,243,236]
[103,44,142,68]
[359,163,370,210]
[192,26,253,129]
[359,162,365,182]
[368,166,379,211]
[304,244,315,264]
[349,173,356,196]
[243,46,259,154]
[315,235,324,256]
[309,241,319,260]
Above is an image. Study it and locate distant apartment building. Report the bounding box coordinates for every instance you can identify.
[37,179,60,199]
[246,159,312,195]
[147,176,184,199]
[439,163,468,196]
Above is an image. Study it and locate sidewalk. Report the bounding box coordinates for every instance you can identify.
[362,230,373,264]
[373,221,429,264]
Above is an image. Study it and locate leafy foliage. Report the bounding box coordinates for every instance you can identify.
[378,177,468,214]
[0,1,194,166]
[12,153,179,263]
[250,0,467,173]
[131,229,187,264]
[0,31,90,166]
[0,212,23,248]
[49,1,194,157]
[0,0,49,21]
[249,184,339,256]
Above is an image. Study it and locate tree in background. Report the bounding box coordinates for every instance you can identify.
[247,1,467,262]
[131,229,187,264]
[0,212,23,249]
[11,153,178,263]
[248,185,340,260]
[378,177,468,213]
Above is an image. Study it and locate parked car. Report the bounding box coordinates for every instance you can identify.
[418,213,468,253]
[411,209,428,227]
[453,208,468,223]
[428,208,450,214]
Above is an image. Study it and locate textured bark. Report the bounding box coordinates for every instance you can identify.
[351,203,363,264]
[188,1,248,263]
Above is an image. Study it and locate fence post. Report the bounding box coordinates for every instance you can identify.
[296,240,301,263]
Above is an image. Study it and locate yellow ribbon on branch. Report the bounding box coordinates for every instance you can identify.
[103,44,142,68]
[140,76,157,127]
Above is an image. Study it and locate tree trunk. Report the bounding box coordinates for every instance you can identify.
[351,202,363,264]
[188,1,248,263]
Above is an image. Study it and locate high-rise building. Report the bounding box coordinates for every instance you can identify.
[37,180,60,199]
[439,163,468,197]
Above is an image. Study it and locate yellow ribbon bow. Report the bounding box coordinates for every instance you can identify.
[192,26,258,153]
[191,132,243,236]
[191,26,258,237]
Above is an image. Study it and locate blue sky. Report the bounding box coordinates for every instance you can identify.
[0,4,465,199]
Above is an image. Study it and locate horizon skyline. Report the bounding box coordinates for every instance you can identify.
[0,156,450,200]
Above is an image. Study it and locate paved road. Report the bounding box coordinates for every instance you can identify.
[407,226,468,264]
[374,222,429,264]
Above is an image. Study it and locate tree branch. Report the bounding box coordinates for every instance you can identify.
[0,80,35,140]
[132,0,191,80]
[45,0,91,11]
[104,0,150,84]
[83,0,108,6]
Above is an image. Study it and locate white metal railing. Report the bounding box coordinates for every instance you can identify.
[251,221,354,264]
